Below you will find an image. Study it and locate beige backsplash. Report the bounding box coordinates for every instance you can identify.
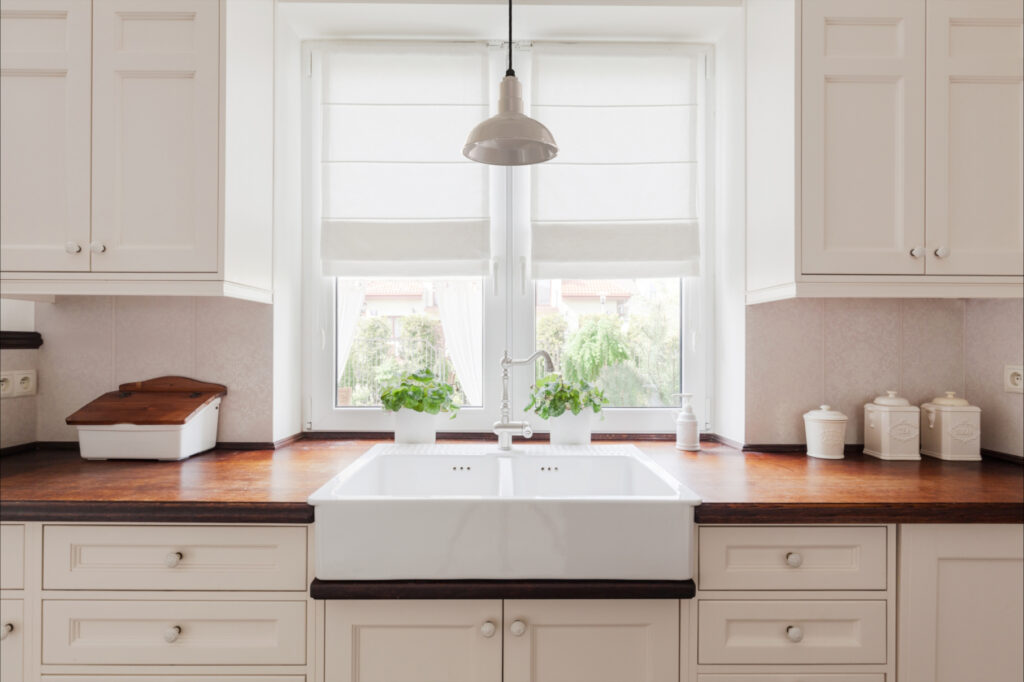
[746,298,1023,456]
[5,295,1021,457]
[29,296,274,444]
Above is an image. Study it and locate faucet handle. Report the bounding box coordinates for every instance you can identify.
[522,423,533,439]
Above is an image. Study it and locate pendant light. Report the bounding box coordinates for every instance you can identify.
[463,0,557,165]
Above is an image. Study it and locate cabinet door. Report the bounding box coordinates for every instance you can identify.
[324,600,502,682]
[0,0,91,272]
[91,0,219,272]
[503,599,679,682]
[925,0,1023,275]
[801,0,926,275]
[898,524,1024,682]
[0,599,24,682]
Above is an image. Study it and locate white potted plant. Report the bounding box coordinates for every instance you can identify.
[380,369,459,444]
[525,373,608,445]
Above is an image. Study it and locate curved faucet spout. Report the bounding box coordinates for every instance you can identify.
[494,349,556,450]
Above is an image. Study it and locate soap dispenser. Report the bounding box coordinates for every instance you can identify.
[671,393,700,451]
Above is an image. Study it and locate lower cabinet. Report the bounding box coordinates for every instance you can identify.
[324,599,681,682]
[0,599,24,682]
[898,524,1024,682]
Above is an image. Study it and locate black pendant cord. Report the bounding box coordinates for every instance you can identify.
[506,0,515,77]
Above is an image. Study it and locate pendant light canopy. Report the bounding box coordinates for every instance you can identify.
[463,0,557,165]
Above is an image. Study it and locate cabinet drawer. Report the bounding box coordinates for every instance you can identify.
[1,599,24,682]
[43,525,306,591]
[698,600,887,665]
[0,524,25,590]
[700,671,884,675]
[699,526,887,590]
[42,599,306,665]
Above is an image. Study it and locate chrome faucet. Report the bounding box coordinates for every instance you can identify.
[493,350,555,451]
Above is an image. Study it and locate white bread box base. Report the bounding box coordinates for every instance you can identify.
[77,398,221,461]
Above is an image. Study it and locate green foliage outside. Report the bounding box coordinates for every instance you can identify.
[380,369,459,417]
[525,373,607,420]
[339,315,463,407]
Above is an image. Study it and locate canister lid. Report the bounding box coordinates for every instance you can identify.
[803,405,848,421]
[873,390,910,406]
[931,391,970,407]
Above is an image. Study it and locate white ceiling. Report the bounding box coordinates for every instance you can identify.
[280,1,742,43]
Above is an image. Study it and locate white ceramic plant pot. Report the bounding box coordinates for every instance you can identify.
[549,411,593,446]
[393,409,437,444]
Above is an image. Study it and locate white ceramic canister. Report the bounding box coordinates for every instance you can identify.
[549,411,593,445]
[803,405,848,459]
[393,409,438,444]
[863,390,921,460]
[920,391,981,461]
[672,393,700,451]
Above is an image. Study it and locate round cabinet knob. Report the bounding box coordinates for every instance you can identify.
[934,247,950,259]
[164,551,183,568]
[90,241,106,254]
[509,620,527,637]
[480,621,497,638]
[786,625,803,643]
[0,623,12,640]
[909,246,924,258]
[65,241,82,254]
[164,625,182,643]
[785,552,803,568]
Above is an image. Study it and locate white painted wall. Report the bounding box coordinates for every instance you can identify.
[745,298,1024,457]
[0,299,35,331]
[711,9,746,444]
[272,12,305,442]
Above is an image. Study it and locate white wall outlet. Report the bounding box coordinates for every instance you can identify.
[4,369,37,397]
[1005,365,1024,393]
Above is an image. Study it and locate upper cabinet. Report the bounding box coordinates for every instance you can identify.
[0,0,274,302]
[747,0,1023,303]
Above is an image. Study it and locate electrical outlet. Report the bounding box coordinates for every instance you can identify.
[12,369,37,396]
[1006,365,1024,393]
[0,372,12,398]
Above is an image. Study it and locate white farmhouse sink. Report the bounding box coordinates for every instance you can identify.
[308,443,700,581]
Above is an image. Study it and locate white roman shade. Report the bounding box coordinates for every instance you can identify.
[530,44,702,279]
[318,42,492,277]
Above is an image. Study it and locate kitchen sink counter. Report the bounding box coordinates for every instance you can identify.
[1,439,1021,523]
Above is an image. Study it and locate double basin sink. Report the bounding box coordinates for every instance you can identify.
[309,443,701,581]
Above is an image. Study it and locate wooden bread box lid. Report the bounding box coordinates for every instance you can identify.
[66,376,228,426]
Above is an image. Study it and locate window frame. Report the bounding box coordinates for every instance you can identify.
[302,40,715,435]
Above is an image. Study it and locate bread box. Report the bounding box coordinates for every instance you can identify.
[66,376,226,461]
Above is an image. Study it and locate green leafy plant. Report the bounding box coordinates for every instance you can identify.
[525,373,608,420]
[380,369,459,418]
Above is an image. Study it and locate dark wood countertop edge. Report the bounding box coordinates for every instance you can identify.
[0,500,313,524]
[309,578,696,600]
[695,502,1024,524]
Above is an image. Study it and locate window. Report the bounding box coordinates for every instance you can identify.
[306,40,712,433]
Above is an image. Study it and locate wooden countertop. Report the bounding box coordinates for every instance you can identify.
[1,440,1021,524]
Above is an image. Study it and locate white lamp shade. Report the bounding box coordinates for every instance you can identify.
[463,75,557,166]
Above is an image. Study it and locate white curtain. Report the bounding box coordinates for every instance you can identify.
[335,283,366,383]
[437,280,483,405]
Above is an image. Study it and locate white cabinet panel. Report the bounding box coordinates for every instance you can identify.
[0,0,91,272]
[698,676,884,682]
[42,599,307,665]
[926,0,1024,275]
[43,678,305,682]
[91,0,219,272]
[503,599,678,682]
[43,524,307,591]
[0,599,24,682]
[698,600,887,665]
[324,600,502,682]
[699,526,887,591]
[802,0,926,275]
[0,525,25,590]
[898,524,1024,682]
